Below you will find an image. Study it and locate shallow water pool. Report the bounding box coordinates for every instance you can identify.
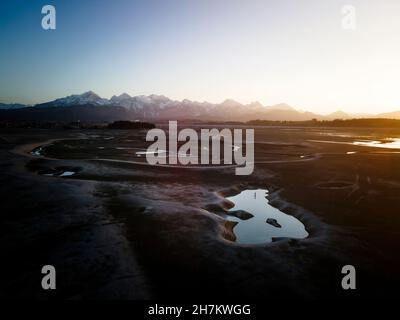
[226,189,308,244]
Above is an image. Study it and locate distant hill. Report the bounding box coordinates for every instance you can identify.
[1,91,399,122]
[0,103,27,110]
[376,111,400,119]
[107,120,155,130]
[0,105,131,122]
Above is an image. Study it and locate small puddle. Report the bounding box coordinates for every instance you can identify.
[31,147,43,156]
[59,171,75,177]
[38,166,81,177]
[226,189,308,244]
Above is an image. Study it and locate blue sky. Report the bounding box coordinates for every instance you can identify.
[1,0,400,114]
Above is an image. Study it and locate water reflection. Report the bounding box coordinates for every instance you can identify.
[226,189,308,244]
[353,138,400,149]
[38,167,80,177]
[31,147,42,156]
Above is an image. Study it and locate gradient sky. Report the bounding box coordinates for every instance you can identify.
[1,0,400,114]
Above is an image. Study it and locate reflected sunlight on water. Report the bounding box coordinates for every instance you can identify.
[353,138,400,149]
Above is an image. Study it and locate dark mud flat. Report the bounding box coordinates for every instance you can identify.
[1,126,400,299]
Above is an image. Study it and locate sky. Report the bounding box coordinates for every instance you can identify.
[1,0,400,114]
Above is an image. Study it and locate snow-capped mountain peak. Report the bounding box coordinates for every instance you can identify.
[40,91,109,107]
[268,103,294,111]
[219,99,243,108]
[110,93,132,103]
[247,101,264,109]
[4,91,400,121]
[110,93,131,101]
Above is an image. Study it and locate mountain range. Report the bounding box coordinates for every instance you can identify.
[1,91,400,121]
